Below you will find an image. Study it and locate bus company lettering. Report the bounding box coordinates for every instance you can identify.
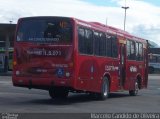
[52,64,68,68]
[28,38,60,42]
[27,48,62,56]
[105,65,119,71]
[130,66,137,72]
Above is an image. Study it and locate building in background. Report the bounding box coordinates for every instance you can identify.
[0,23,16,72]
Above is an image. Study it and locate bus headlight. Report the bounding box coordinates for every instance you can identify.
[66,72,70,77]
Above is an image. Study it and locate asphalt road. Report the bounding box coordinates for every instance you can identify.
[0,75,159,113]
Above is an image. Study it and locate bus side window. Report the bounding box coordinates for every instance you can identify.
[99,33,106,56]
[130,41,136,60]
[136,42,139,60]
[139,43,143,61]
[112,36,118,58]
[127,40,131,59]
[136,42,143,61]
[127,40,136,60]
[106,34,112,57]
[94,32,100,56]
[78,28,85,54]
[85,29,93,55]
[78,27,93,55]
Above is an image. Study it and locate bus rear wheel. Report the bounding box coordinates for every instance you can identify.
[97,77,109,100]
[49,87,69,99]
[129,81,139,96]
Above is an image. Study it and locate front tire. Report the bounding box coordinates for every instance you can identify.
[129,81,139,96]
[97,77,109,100]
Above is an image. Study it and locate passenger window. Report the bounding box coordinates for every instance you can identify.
[78,27,93,55]
[94,32,100,55]
[136,42,143,61]
[99,33,106,56]
[127,40,136,60]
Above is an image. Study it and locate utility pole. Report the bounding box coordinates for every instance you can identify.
[122,0,129,31]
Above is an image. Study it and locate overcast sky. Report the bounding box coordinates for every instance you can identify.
[0,0,160,46]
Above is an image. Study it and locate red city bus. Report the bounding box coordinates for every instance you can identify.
[12,16,148,100]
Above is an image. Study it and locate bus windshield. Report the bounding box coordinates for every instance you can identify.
[16,18,72,44]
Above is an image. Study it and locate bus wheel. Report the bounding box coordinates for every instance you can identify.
[98,77,109,100]
[49,87,69,99]
[129,81,139,96]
